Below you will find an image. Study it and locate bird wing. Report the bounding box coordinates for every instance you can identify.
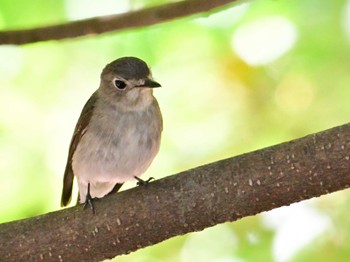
[60,92,98,207]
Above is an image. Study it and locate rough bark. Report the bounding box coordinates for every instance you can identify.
[1,123,350,261]
[0,0,239,45]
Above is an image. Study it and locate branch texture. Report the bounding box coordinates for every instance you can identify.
[0,0,238,45]
[1,123,350,261]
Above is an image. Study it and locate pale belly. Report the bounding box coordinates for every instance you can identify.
[72,106,162,202]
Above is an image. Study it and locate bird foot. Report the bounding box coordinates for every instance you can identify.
[134,176,155,186]
[83,183,96,214]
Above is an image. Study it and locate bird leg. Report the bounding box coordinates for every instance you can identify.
[134,176,155,186]
[83,183,95,214]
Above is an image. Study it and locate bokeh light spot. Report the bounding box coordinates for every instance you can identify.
[231,16,298,66]
[263,202,331,262]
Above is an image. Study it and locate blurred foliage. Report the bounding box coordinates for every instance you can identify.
[0,0,350,261]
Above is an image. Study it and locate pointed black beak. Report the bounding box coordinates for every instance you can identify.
[136,79,161,88]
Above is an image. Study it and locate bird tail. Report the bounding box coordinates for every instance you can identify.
[61,163,74,207]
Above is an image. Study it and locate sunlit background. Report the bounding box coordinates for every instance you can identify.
[1,0,350,261]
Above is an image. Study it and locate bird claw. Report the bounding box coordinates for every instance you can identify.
[135,176,155,186]
[83,183,95,214]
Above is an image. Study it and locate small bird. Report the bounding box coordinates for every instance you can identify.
[60,57,163,212]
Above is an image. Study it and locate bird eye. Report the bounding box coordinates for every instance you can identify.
[114,80,126,90]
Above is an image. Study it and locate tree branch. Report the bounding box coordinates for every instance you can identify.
[1,122,350,261]
[0,0,239,45]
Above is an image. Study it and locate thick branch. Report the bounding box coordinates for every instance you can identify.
[1,123,350,261]
[0,0,238,45]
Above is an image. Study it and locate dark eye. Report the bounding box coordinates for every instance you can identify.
[114,80,126,90]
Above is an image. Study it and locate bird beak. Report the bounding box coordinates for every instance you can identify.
[136,79,161,88]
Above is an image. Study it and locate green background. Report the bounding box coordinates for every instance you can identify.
[0,0,350,261]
